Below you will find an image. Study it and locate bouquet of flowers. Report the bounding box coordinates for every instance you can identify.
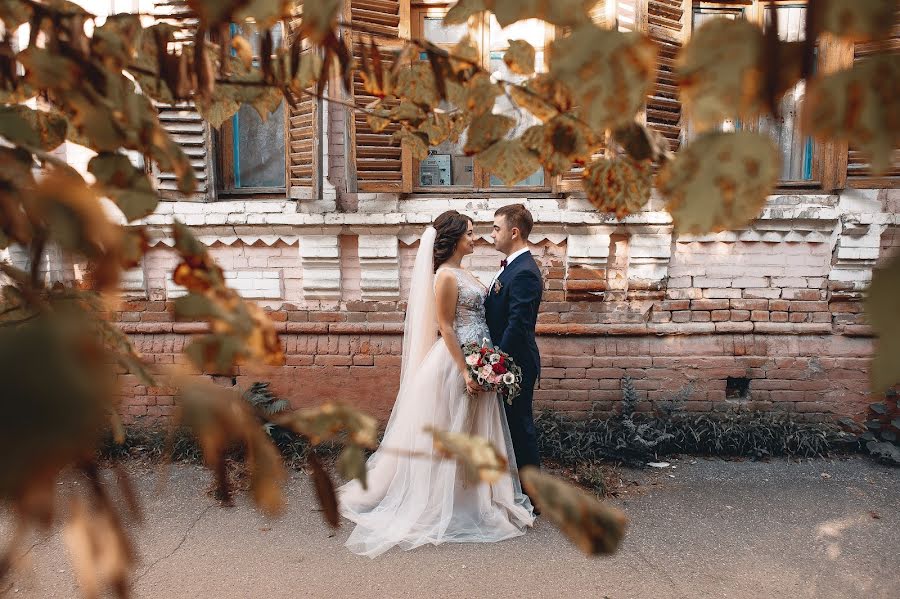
[462,338,523,404]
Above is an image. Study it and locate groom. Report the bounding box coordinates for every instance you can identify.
[484,204,542,472]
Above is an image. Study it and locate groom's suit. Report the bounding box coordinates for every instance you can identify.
[484,250,542,469]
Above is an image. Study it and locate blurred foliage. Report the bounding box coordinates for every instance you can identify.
[0,0,898,595]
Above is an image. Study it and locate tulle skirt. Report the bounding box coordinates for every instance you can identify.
[337,339,535,558]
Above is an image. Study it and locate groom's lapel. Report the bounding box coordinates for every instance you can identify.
[493,250,531,294]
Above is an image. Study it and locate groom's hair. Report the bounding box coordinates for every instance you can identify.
[495,204,533,239]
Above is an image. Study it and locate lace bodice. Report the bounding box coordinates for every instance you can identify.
[436,267,491,346]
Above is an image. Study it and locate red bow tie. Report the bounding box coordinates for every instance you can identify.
[500,259,508,268]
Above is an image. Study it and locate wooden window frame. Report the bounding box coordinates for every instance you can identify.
[409,2,552,193]
[212,20,291,199]
[689,0,853,191]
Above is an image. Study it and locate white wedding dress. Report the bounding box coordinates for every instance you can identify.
[338,227,534,558]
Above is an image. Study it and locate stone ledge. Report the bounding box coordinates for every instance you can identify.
[119,320,839,337]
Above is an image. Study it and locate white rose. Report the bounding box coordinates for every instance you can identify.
[465,353,480,366]
[502,372,515,385]
[479,365,493,379]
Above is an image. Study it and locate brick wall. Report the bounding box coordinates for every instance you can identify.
[8,172,895,429]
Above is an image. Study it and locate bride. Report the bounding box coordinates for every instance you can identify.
[338,210,535,558]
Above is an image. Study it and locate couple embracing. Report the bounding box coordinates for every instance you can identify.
[338,204,543,558]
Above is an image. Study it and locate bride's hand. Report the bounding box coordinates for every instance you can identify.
[464,371,480,396]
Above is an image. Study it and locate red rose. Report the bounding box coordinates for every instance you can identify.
[477,359,484,367]
[492,363,507,374]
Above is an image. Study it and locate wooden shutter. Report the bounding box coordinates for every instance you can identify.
[645,0,687,154]
[846,14,900,188]
[287,5,319,199]
[349,0,411,192]
[151,1,211,200]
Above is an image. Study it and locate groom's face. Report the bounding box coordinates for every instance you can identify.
[491,215,514,255]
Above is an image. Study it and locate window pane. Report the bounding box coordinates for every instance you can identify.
[221,21,286,190]
[488,16,545,187]
[234,101,286,188]
[418,16,471,186]
[689,8,745,135]
[759,4,813,180]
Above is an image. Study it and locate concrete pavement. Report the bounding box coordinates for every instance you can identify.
[1,456,897,598]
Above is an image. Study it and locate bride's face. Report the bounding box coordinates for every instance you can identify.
[455,220,476,256]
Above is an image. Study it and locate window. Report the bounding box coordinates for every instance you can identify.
[689,2,815,183]
[214,21,287,193]
[412,5,550,190]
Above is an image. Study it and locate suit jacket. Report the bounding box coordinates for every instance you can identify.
[484,251,542,381]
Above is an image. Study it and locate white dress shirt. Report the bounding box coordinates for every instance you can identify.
[490,247,530,289]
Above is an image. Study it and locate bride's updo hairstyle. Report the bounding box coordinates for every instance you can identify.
[432,210,473,272]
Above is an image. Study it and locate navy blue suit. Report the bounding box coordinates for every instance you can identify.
[484,252,542,469]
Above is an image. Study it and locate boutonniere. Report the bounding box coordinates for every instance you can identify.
[492,280,503,295]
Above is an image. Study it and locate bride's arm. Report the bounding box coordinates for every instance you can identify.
[435,270,480,395]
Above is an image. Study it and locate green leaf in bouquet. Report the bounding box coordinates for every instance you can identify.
[520,466,628,555]
[427,428,508,484]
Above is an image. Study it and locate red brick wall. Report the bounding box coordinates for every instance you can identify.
[116,295,874,427]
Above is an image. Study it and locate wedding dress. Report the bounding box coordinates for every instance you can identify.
[338,226,534,558]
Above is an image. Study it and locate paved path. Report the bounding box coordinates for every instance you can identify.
[1,456,898,598]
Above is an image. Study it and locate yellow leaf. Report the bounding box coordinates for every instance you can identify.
[427,428,508,484]
[300,0,341,43]
[336,444,368,490]
[504,39,536,76]
[232,35,254,70]
[508,75,573,122]
[491,0,595,28]
[612,122,674,163]
[475,139,542,186]
[803,54,900,175]
[390,99,427,124]
[520,466,628,555]
[549,25,656,131]
[582,157,653,218]
[395,62,441,109]
[658,131,780,235]
[521,115,597,176]
[820,0,896,43]
[417,112,453,146]
[393,128,430,160]
[676,19,802,130]
[865,252,900,391]
[464,113,515,155]
[275,403,379,449]
[465,72,502,116]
